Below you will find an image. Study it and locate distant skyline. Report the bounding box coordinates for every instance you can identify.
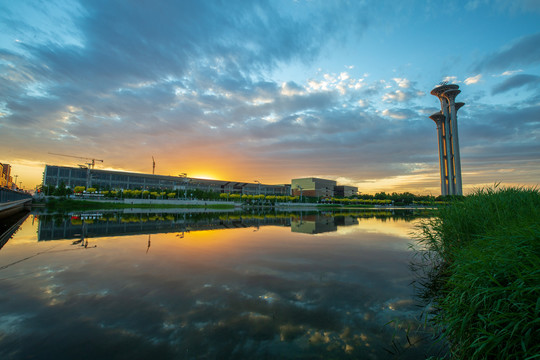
[1,0,539,194]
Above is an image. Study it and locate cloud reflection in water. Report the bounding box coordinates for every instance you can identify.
[0,212,437,359]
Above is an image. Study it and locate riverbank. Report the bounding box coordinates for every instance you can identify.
[37,197,437,212]
[416,186,539,359]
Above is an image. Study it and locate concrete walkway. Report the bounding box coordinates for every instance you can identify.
[0,198,32,219]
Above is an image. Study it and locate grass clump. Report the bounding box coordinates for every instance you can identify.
[416,186,540,359]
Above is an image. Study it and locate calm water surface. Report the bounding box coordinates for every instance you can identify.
[0,210,437,359]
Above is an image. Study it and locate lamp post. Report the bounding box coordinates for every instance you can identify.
[184,180,191,199]
[296,185,303,203]
[254,180,261,195]
[178,174,189,200]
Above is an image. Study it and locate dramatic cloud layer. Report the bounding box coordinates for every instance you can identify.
[492,74,540,94]
[1,0,539,193]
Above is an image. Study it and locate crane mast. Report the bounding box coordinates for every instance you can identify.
[48,152,104,169]
[48,152,104,189]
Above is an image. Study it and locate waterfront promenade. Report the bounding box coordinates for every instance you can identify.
[0,187,32,219]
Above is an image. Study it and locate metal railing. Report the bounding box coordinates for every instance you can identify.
[0,187,32,203]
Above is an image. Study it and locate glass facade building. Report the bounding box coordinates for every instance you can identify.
[43,165,290,195]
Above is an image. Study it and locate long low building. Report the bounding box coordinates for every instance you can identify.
[43,165,291,195]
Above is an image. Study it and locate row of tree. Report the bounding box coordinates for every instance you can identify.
[42,183,454,205]
[219,193,300,202]
[362,191,456,203]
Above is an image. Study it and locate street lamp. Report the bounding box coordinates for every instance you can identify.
[183,178,191,199]
[178,174,189,199]
[296,185,303,203]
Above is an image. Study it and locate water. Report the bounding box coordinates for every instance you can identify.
[0,210,438,359]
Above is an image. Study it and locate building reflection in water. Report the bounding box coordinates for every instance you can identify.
[0,209,442,360]
[37,209,426,241]
[291,213,362,234]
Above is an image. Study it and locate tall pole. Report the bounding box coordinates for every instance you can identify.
[86,167,91,189]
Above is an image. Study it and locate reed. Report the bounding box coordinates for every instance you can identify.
[415,186,540,359]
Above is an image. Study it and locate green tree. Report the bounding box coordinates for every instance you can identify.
[53,182,72,197]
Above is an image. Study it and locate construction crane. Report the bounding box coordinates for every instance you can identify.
[48,152,104,169]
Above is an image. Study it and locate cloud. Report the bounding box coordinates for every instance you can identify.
[442,76,458,84]
[306,72,365,94]
[381,88,424,103]
[392,78,411,88]
[496,69,523,77]
[0,1,372,160]
[382,90,409,102]
[491,74,540,94]
[1,0,368,116]
[464,74,482,85]
[496,0,540,13]
[466,0,540,13]
[475,32,540,72]
[381,108,416,120]
[281,81,305,97]
[460,103,540,153]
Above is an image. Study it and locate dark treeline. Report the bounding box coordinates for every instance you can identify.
[356,191,458,205]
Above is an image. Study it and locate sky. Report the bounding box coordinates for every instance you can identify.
[1,0,539,194]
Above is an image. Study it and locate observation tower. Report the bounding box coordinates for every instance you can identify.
[429,83,464,196]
